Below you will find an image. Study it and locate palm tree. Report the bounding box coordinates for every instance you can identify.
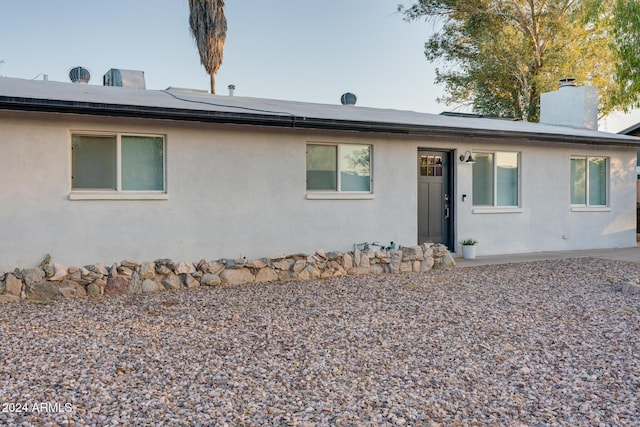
[188,0,227,94]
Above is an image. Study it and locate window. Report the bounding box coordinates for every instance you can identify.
[570,156,607,206]
[472,151,520,207]
[419,155,443,176]
[306,144,371,192]
[71,133,165,193]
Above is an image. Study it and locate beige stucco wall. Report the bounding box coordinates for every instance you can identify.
[0,111,637,270]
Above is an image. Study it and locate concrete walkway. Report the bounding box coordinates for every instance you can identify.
[455,243,640,267]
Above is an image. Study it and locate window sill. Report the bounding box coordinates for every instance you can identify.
[69,192,169,201]
[570,206,610,212]
[472,207,523,214]
[306,192,375,200]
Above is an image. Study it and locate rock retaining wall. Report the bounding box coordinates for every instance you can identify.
[0,243,455,303]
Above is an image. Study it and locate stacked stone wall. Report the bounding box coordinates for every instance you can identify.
[0,243,455,303]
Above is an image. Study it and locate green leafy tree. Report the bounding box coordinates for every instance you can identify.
[189,0,227,94]
[612,0,640,111]
[399,0,627,122]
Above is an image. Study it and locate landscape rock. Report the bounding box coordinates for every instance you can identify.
[25,281,60,300]
[4,274,23,296]
[182,274,199,289]
[360,254,370,269]
[199,261,225,275]
[254,268,279,283]
[49,263,68,281]
[155,259,176,271]
[105,276,130,296]
[95,263,109,276]
[161,273,182,291]
[86,280,104,296]
[120,260,139,269]
[0,294,20,303]
[354,249,361,267]
[401,246,424,261]
[302,265,321,280]
[221,268,254,285]
[117,266,134,277]
[292,259,307,273]
[273,259,295,271]
[139,262,156,280]
[370,264,385,274]
[141,279,162,294]
[201,274,222,286]
[21,268,45,287]
[342,253,353,270]
[0,243,456,304]
[420,258,435,272]
[58,280,87,298]
[110,263,118,278]
[175,261,196,274]
[245,259,268,269]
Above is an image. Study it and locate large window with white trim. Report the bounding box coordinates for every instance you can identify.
[306,143,371,192]
[71,133,165,192]
[570,156,607,206]
[472,151,520,207]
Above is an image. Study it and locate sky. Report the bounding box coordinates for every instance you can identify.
[0,0,638,133]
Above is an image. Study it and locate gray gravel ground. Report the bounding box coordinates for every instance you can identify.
[1,257,640,426]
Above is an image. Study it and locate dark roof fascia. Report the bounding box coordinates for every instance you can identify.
[619,122,640,136]
[1,95,638,148]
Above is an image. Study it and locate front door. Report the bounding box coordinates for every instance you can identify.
[418,150,453,249]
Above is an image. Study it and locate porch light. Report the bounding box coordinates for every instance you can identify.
[459,151,476,164]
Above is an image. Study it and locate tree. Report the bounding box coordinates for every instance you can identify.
[399,0,629,122]
[189,0,227,94]
[612,0,640,111]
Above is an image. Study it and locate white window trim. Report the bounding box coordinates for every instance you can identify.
[69,192,169,201]
[570,206,611,212]
[306,193,375,200]
[69,131,167,200]
[306,142,373,197]
[472,207,523,214]
[570,155,609,209]
[472,150,521,210]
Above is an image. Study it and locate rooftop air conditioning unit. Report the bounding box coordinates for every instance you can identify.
[103,68,146,89]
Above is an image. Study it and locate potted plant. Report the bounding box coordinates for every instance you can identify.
[460,239,478,259]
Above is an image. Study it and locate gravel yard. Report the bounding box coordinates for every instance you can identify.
[1,257,639,426]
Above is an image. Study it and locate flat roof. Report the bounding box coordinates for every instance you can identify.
[1,76,639,147]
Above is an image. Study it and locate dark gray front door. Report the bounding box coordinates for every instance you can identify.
[418,150,452,249]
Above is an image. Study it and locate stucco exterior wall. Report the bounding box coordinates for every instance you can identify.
[0,111,637,270]
[0,113,416,271]
[452,140,637,256]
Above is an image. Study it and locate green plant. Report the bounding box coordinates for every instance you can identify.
[460,239,478,246]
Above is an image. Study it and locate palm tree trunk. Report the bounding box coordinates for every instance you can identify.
[210,73,216,95]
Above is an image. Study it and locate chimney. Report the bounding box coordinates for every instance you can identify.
[539,78,598,130]
[228,84,236,96]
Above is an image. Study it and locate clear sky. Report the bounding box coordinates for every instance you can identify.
[0,0,638,132]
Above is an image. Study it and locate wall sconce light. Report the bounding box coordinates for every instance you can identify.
[459,151,476,164]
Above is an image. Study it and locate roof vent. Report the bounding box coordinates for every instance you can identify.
[103,69,146,89]
[559,77,577,88]
[69,66,91,84]
[228,84,236,96]
[340,92,357,106]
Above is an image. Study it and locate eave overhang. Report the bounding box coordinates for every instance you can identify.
[1,95,639,148]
